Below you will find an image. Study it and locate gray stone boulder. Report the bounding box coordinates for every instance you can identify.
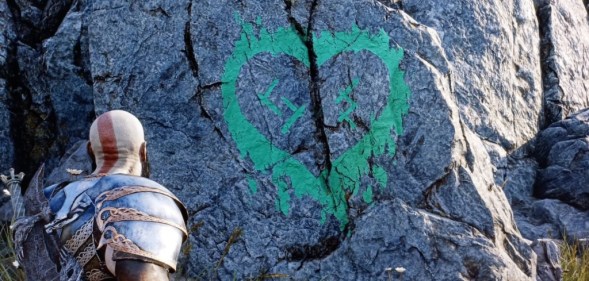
[0,0,548,280]
[535,0,589,124]
[534,109,589,210]
[13,0,589,278]
[1,0,537,279]
[0,0,94,186]
[280,200,533,280]
[401,0,543,151]
[530,199,589,240]
[532,239,562,281]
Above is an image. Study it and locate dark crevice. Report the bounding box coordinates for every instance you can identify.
[148,7,170,18]
[286,235,341,262]
[352,115,371,132]
[72,36,92,86]
[291,143,309,155]
[72,39,82,71]
[8,0,74,46]
[5,41,58,188]
[196,91,213,121]
[284,0,307,39]
[183,0,199,78]
[458,121,475,171]
[200,81,222,90]
[284,0,332,175]
[193,82,221,121]
[5,0,93,188]
[284,0,353,234]
[305,0,334,178]
[463,258,481,279]
[192,83,229,143]
[6,0,35,47]
[420,170,452,211]
[42,0,75,41]
[535,2,559,128]
[535,2,550,127]
[75,14,93,87]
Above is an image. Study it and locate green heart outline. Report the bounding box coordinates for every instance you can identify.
[221,19,411,229]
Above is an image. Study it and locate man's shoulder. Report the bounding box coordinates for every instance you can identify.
[44,175,169,212]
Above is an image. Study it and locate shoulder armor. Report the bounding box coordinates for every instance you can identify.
[92,175,188,272]
[44,181,70,213]
[89,174,187,221]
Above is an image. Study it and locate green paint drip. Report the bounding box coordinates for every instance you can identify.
[247,176,258,194]
[363,185,374,204]
[221,16,411,230]
[257,79,282,116]
[373,165,388,189]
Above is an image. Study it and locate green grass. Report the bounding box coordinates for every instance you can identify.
[0,224,25,281]
[562,237,589,281]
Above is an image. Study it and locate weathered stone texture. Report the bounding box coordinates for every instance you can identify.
[532,239,562,281]
[402,0,543,150]
[0,0,15,174]
[536,0,589,124]
[3,0,589,280]
[534,109,589,210]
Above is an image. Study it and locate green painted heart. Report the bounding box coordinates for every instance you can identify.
[221,19,410,229]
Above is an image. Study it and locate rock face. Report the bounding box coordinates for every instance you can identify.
[0,0,15,174]
[536,0,589,124]
[532,239,562,281]
[402,0,543,150]
[1,0,589,280]
[520,109,589,241]
[534,109,589,209]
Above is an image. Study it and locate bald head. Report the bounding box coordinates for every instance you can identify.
[89,110,147,176]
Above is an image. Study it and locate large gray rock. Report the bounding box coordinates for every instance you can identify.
[532,239,562,281]
[78,0,538,279]
[534,109,589,210]
[530,199,589,240]
[2,0,567,280]
[279,200,532,280]
[401,0,543,151]
[8,0,75,45]
[535,0,589,124]
[0,0,94,182]
[397,2,548,251]
[42,5,95,152]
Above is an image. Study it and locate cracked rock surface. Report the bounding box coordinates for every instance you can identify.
[1,0,589,280]
[0,0,15,174]
[536,0,589,124]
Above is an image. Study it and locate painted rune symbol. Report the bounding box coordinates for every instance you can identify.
[336,78,360,129]
[257,79,306,134]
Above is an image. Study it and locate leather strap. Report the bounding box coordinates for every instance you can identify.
[95,185,182,210]
[96,207,187,236]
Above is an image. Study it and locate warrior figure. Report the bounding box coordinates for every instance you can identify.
[43,110,188,281]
